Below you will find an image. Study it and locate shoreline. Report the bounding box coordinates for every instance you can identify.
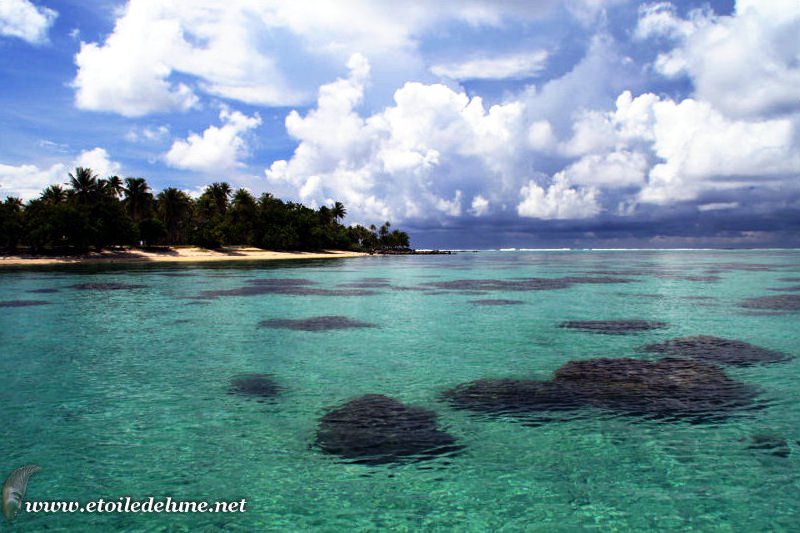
[0,246,368,267]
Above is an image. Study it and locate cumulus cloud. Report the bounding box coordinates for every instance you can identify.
[470,195,490,216]
[641,97,799,203]
[74,147,121,178]
[267,54,530,224]
[0,162,65,201]
[561,150,648,188]
[268,12,800,226]
[164,108,261,172]
[71,0,568,116]
[517,174,600,219]
[0,0,57,44]
[431,51,549,80]
[636,0,800,117]
[0,148,122,201]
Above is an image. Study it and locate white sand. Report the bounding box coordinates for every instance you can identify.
[0,247,367,266]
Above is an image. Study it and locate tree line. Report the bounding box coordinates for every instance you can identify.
[0,168,410,254]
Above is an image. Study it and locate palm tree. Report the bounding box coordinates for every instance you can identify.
[331,201,347,223]
[103,175,124,198]
[123,177,153,222]
[67,167,99,202]
[39,184,66,205]
[156,187,191,244]
[229,188,257,244]
[206,182,232,214]
[231,188,256,211]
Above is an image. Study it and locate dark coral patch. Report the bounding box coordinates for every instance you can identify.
[468,299,525,306]
[558,320,669,334]
[337,282,392,288]
[423,276,632,293]
[740,294,800,311]
[442,378,586,416]
[315,394,462,465]
[744,434,790,458]
[656,274,721,282]
[0,300,52,307]
[26,288,60,294]
[68,282,147,291]
[445,357,756,423]
[228,373,280,399]
[553,357,755,421]
[258,315,377,331]
[642,335,793,366]
[199,278,377,298]
[560,276,637,285]
[770,285,800,292]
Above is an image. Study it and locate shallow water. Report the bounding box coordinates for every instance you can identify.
[1,250,799,531]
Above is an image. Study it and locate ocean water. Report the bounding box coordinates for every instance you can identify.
[1,250,799,532]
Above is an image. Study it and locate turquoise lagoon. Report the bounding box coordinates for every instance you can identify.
[1,250,799,531]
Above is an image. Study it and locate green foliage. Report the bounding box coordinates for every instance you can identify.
[0,197,24,251]
[2,169,412,254]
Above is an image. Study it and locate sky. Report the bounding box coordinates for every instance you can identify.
[1,0,799,249]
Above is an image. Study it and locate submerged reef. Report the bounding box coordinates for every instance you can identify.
[67,282,147,291]
[198,278,377,298]
[444,357,755,423]
[422,275,633,292]
[467,299,525,306]
[740,294,800,311]
[558,320,669,335]
[315,394,462,465]
[743,434,791,458]
[228,373,280,399]
[258,315,377,331]
[442,378,586,415]
[0,300,52,307]
[553,357,755,420]
[642,335,793,366]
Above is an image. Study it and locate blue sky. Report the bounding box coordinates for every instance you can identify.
[1,0,799,248]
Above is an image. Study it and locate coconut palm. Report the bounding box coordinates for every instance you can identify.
[123,177,153,222]
[102,175,124,198]
[206,182,232,214]
[156,187,192,244]
[39,184,66,205]
[67,167,99,202]
[331,201,347,222]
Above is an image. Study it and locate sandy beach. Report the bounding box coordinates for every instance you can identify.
[0,247,367,266]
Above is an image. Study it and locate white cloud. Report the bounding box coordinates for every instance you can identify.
[267,54,527,224]
[436,190,463,217]
[0,148,122,201]
[637,0,800,117]
[431,51,549,80]
[528,120,557,151]
[0,162,64,201]
[165,107,261,172]
[641,97,799,203]
[562,150,648,188]
[517,174,600,219]
[698,202,739,212]
[0,0,57,44]
[125,125,170,143]
[71,0,568,116]
[74,147,122,178]
[262,3,800,226]
[470,194,490,216]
